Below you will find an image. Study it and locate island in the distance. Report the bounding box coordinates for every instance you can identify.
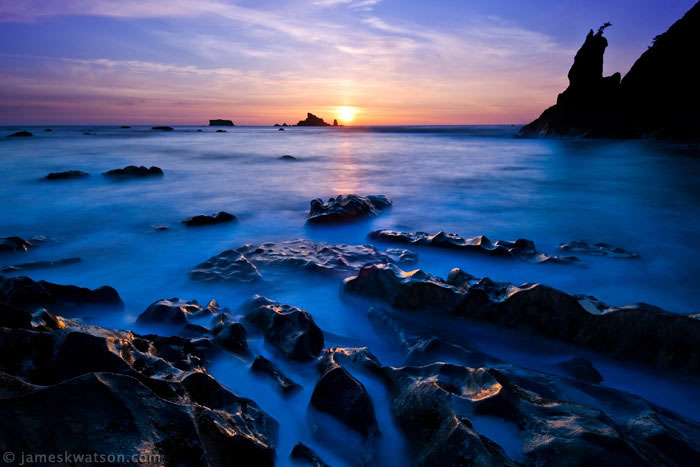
[518,1,699,140]
[293,112,342,127]
[209,119,235,127]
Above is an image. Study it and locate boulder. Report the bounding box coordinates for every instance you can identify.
[137,298,219,325]
[290,442,329,467]
[557,240,640,258]
[240,295,324,361]
[296,113,330,126]
[0,275,123,314]
[182,211,236,227]
[279,155,296,160]
[210,313,249,354]
[41,170,89,181]
[102,165,163,179]
[0,236,34,253]
[369,230,579,264]
[308,194,392,224]
[216,129,227,133]
[0,313,277,466]
[343,264,700,374]
[251,355,302,393]
[310,349,380,438]
[190,239,413,282]
[209,119,235,126]
[6,130,32,137]
[151,126,174,131]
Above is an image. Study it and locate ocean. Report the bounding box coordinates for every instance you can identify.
[2,125,699,464]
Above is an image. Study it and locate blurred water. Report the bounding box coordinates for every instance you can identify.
[1,125,699,464]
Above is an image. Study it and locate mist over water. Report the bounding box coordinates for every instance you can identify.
[2,125,699,464]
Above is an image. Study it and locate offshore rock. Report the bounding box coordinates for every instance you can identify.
[209,119,234,126]
[296,113,330,126]
[343,264,700,374]
[182,211,236,227]
[557,240,640,258]
[251,355,302,394]
[41,170,89,181]
[308,194,392,224]
[137,298,219,325]
[240,295,324,361]
[370,230,578,264]
[102,165,163,179]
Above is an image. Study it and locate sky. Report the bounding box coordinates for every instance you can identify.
[0,0,695,125]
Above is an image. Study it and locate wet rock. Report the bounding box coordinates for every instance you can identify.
[210,313,248,354]
[0,275,124,314]
[102,165,164,179]
[41,170,89,180]
[153,225,169,231]
[1,257,82,273]
[344,264,700,374]
[191,240,412,283]
[557,240,640,258]
[44,128,52,132]
[182,211,236,227]
[151,126,174,131]
[0,313,278,466]
[0,302,32,329]
[6,130,32,137]
[308,194,392,224]
[216,129,227,133]
[279,155,296,160]
[252,355,302,394]
[297,112,331,126]
[344,263,464,311]
[369,230,579,264]
[179,323,209,338]
[240,295,324,360]
[279,127,285,131]
[0,237,34,253]
[385,248,418,264]
[555,357,603,384]
[189,250,262,283]
[137,298,219,325]
[120,125,131,129]
[290,442,329,467]
[310,349,380,438]
[209,119,235,126]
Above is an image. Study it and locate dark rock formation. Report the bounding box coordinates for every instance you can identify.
[120,125,131,129]
[210,313,249,354]
[279,155,296,160]
[0,309,278,466]
[102,165,163,179]
[6,130,32,137]
[310,349,380,438]
[297,113,331,127]
[190,239,414,283]
[555,357,603,384]
[1,257,82,273]
[343,264,700,374]
[519,3,700,140]
[240,295,324,361]
[308,194,392,224]
[290,442,329,467]
[0,237,34,253]
[325,346,700,466]
[137,298,219,325]
[41,170,89,181]
[44,128,52,132]
[0,275,123,314]
[189,250,262,283]
[251,355,302,394]
[278,127,285,131]
[557,240,640,258]
[182,211,236,227]
[370,230,578,264]
[215,129,227,133]
[209,119,235,126]
[151,126,174,131]
[333,119,339,126]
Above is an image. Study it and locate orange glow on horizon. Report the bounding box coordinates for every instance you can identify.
[336,106,358,123]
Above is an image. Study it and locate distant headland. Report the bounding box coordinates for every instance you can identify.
[518,1,700,141]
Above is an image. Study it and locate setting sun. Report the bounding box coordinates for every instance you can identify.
[336,106,358,123]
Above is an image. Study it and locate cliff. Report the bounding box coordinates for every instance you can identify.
[518,2,700,140]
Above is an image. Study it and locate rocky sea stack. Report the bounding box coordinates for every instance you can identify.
[296,113,331,127]
[209,119,235,126]
[519,2,700,140]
